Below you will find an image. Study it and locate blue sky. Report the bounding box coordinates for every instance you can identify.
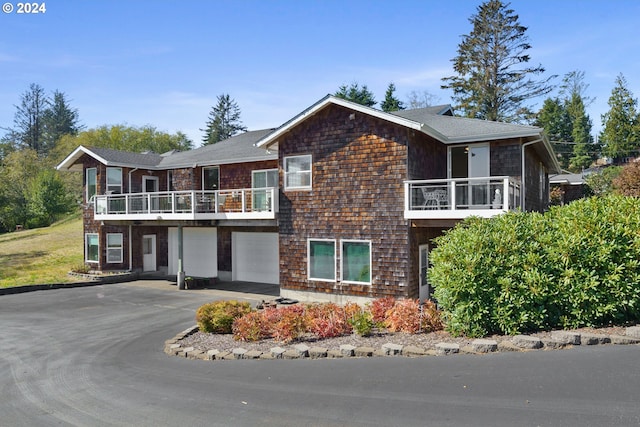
[1,0,639,146]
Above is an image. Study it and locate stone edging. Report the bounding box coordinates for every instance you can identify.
[164,325,640,361]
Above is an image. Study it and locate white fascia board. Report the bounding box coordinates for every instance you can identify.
[56,145,109,171]
[255,95,423,149]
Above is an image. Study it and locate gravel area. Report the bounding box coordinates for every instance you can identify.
[179,325,631,354]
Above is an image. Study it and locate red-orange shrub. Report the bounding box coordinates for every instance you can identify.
[305,303,351,338]
[232,311,270,342]
[369,296,396,325]
[271,305,307,343]
[384,299,444,334]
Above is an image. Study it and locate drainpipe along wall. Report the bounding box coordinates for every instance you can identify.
[521,139,542,211]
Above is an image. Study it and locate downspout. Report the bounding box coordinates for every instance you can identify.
[128,168,138,193]
[521,139,543,211]
[127,169,138,273]
[128,224,133,272]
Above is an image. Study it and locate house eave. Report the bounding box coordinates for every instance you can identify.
[255,95,423,149]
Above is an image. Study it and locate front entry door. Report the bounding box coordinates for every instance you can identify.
[419,244,430,302]
[143,235,156,272]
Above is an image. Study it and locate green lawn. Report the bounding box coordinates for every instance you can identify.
[0,214,84,288]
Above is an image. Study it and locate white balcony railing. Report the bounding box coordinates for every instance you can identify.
[93,188,277,221]
[404,177,520,220]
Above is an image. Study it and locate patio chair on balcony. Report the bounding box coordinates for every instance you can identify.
[421,188,448,210]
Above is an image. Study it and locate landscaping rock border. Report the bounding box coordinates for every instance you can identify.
[165,326,640,361]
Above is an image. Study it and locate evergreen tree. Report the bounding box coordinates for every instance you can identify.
[201,94,247,145]
[535,98,573,169]
[42,90,82,154]
[600,74,640,161]
[380,83,405,112]
[13,83,49,154]
[441,0,555,122]
[334,83,376,107]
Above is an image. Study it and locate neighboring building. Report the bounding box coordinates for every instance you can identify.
[57,95,560,304]
[549,172,586,205]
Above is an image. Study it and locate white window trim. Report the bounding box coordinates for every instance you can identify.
[202,166,220,191]
[85,233,99,263]
[284,154,312,191]
[340,239,372,285]
[106,167,122,194]
[251,168,279,189]
[106,233,123,264]
[142,175,159,193]
[86,168,97,201]
[307,238,337,282]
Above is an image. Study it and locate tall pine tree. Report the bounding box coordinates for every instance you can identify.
[13,83,48,154]
[441,0,555,122]
[42,90,82,154]
[381,83,405,112]
[201,94,247,145]
[600,74,640,162]
[334,83,376,107]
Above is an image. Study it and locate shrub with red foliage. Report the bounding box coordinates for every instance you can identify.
[369,296,396,325]
[305,303,352,338]
[613,161,640,196]
[384,299,444,333]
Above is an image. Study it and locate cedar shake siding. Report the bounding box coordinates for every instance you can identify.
[407,132,447,181]
[278,104,412,298]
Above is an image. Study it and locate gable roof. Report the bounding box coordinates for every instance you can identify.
[57,129,277,172]
[257,95,544,146]
[56,145,165,171]
[255,95,560,173]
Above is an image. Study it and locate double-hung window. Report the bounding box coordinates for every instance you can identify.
[284,155,311,190]
[86,168,97,201]
[308,239,336,281]
[106,233,123,263]
[106,167,122,194]
[341,240,371,284]
[85,233,99,263]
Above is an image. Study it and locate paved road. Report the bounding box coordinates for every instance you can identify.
[1,282,639,427]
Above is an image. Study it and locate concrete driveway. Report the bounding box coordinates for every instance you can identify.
[1,281,639,426]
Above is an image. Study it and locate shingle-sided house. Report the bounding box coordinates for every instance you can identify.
[57,95,560,303]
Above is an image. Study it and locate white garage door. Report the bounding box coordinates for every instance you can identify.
[232,232,279,284]
[168,227,217,278]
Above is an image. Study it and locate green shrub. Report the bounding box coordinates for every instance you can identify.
[348,310,374,337]
[431,195,640,337]
[195,300,252,334]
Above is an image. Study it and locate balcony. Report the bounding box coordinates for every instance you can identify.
[93,188,277,221]
[404,177,521,220]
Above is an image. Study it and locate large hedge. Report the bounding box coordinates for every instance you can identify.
[430,195,640,337]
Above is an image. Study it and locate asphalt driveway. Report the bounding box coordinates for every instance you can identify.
[1,281,639,426]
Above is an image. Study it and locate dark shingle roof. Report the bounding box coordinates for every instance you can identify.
[87,146,164,167]
[159,128,277,168]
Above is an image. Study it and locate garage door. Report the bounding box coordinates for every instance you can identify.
[168,227,217,278]
[232,232,279,284]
